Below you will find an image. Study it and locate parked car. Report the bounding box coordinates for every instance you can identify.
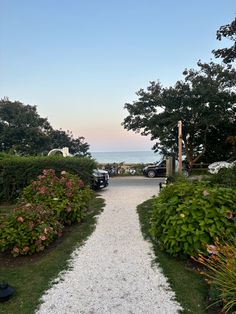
[91,169,109,190]
[142,160,166,178]
[208,157,236,174]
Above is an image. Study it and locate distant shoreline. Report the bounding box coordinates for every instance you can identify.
[91,151,160,164]
[90,150,154,154]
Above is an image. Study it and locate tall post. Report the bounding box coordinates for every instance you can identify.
[166,157,173,177]
[178,120,182,175]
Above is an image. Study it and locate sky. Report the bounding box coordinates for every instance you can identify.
[0,0,235,152]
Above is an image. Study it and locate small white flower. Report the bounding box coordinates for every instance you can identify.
[180,213,185,218]
[53,198,59,201]
[203,190,209,197]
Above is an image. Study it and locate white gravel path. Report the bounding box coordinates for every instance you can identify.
[36,177,182,314]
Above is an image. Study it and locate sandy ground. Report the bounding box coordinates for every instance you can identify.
[36,177,182,314]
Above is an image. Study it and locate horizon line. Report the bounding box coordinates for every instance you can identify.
[90,150,157,153]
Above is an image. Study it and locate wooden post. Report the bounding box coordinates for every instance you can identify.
[178,120,182,175]
[166,157,173,177]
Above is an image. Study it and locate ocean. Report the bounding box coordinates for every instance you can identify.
[91,151,161,164]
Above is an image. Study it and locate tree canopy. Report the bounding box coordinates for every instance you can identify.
[213,17,236,64]
[122,62,236,165]
[0,98,91,156]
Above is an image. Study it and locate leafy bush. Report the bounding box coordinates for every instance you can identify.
[150,181,236,257]
[21,169,93,225]
[196,239,236,313]
[0,169,93,256]
[0,204,63,256]
[0,155,96,202]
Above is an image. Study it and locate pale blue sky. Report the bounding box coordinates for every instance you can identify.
[0,0,235,152]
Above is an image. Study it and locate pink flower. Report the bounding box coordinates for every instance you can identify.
[43,169,55,176]
[44,227,52,234]
[66,180,73,189]
[38,186,47,194]
[43,169,48,175]
[23,246,30,253]
[66,207,72,212]
[206,244,218,255]
[77,180,84,188]
[17,216,24,223]
[12,246,20,254]
[39,235,47,241]
[61,170,67,175]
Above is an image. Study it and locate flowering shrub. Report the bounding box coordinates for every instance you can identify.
[150,181,236,257]
[21,169,93,225]
[196,240,236,313]
[0,169,93,256]
[0,204,63,256]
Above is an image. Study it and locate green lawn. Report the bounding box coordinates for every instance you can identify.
[0,197,105,314]
[137,198,211,314]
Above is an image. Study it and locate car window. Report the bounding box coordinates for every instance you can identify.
[159,160,166,167]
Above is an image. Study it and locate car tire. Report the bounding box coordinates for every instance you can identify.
[147,170,156,178]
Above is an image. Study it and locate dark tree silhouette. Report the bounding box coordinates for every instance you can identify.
[213,17,236,64]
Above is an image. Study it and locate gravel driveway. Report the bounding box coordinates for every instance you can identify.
[36,177,182,314]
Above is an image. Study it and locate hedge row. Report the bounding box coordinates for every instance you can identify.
[0,156,97,202]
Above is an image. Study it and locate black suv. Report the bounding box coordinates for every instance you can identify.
[91,169,109,190]
[142,160,166,178]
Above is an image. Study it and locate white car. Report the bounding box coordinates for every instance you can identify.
[208,158,236,174]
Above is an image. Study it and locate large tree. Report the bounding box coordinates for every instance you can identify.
[0,98,52,155]
[0,98,91,156]
[122,62,236,165]
[213,17,236,64]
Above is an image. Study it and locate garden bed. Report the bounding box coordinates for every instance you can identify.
[0,197,104,314]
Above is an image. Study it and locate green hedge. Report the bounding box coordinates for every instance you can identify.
[0,156,96,202]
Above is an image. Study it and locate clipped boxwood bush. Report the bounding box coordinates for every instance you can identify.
[0,156,96,202]
[150,181,236,257]
[21,169,93,225]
